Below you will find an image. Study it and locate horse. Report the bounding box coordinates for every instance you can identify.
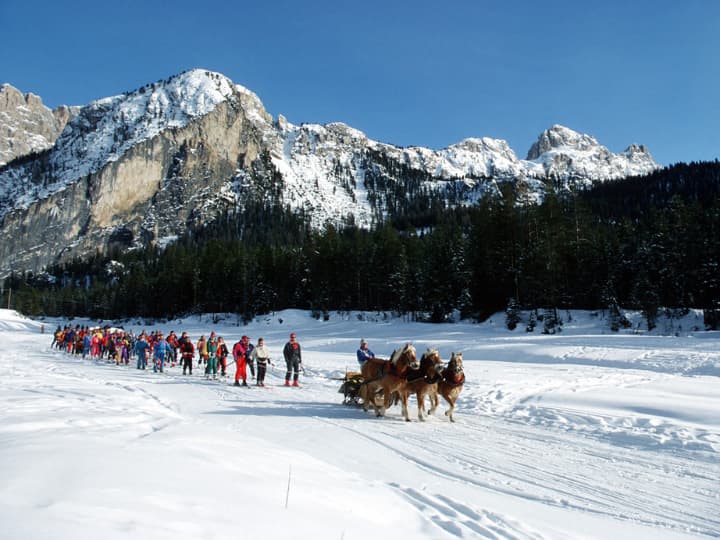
[403,348,443,421]
[364,343,419,421]
[358,355,388,409]
[436,352,465,422]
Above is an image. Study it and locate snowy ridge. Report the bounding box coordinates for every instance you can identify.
[0,69,661,260]
[53,69,235,176]
[270,120,378,227]
[528,125,658,187]
[0,70,238,216]
[268,120,658,225]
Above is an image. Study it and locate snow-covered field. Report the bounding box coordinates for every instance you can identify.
[1,308,718,539]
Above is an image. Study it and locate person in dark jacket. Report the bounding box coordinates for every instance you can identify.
[216,337,229,376]
[283,332,302,387]
[180,333,195,375]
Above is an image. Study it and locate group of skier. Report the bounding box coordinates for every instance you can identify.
[52,325,304,387]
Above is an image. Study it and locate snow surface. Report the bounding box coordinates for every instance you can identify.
[1,308,718,539]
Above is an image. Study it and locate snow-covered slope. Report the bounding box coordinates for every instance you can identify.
[1,308,718,539]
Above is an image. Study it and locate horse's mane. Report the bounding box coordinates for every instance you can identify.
[449,352,463,366]
[421,348,440,362]
[390,343,415,364]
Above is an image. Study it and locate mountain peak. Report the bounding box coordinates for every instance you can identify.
[526,125,600,160]
[0,83,70,166]
[109,68,237,119]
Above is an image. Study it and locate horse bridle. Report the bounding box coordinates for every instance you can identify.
[442,358,465,385]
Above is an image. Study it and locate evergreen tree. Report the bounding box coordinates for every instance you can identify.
[505,297,521,330]
[542,307,562,334]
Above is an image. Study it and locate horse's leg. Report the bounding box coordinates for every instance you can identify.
[391,391,400,407]
[441,391,452,421]
[401,386,411,422]
[427,386,439,415]
[375,385,385,417]
[443,394,456,422]
[377,382,391,417]
[401,388,414,420]
[384,380,400,414]
[417,391,426,421]
[359,384,369,411]
[366,382,382,416]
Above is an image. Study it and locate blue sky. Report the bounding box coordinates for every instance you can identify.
[2,0,718,166]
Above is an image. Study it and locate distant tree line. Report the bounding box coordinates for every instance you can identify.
[3,160,720,329]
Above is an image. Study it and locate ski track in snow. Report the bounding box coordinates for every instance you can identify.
[2,310,719,540]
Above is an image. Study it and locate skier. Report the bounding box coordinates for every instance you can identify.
[233,336,248,386]
[196,334,208,367]
[52,326,62,349]
[166,330,179,366]
[216,337,229,377]
[134,335,150,370]
[180,334,195,375]
[244,335,256,380]
[82,331,91,360]
[251,337,271,387]
[283,332,302,387]
[153,333,172,373]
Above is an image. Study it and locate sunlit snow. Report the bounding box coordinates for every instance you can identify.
[1,308,717,539]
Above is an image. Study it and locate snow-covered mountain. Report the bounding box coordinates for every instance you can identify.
[527,124,657,187]
[0,69,659,275]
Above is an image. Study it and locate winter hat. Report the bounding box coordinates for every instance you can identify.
[290,333,296,339]
[360,339,367,346]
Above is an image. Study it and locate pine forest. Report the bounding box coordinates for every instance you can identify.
[4,161,720,330]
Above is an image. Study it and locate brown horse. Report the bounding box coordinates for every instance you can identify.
[364,343,418,421]
[403,348,443,421]
[437,352,465,422]
[358,355,388,409]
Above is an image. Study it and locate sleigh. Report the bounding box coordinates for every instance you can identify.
[338,369,386,409]
[338,371,364,405]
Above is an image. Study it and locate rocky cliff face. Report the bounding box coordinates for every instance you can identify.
[0,84,77,166]
[0,70,660,276]
[0,73,271,275]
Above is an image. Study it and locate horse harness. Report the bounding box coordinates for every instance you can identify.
[441,364,465,387]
